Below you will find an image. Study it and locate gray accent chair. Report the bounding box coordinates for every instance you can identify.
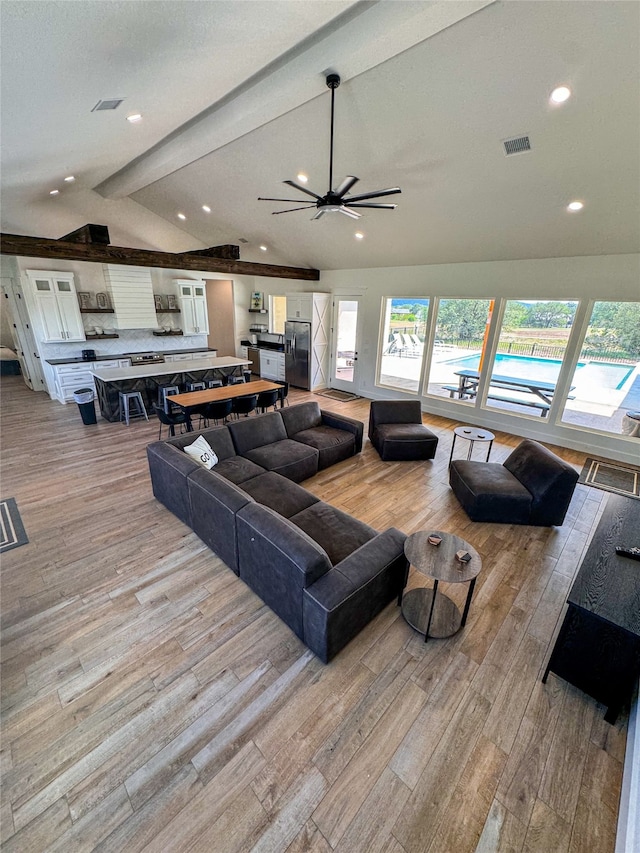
[368,400,439,461]
[449,438,579,525]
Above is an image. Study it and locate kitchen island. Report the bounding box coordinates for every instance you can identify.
[93,356,250,422]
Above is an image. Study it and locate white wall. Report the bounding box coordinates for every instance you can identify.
[320,253,640,464]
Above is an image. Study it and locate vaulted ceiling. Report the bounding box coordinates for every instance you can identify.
[2,1,639,271]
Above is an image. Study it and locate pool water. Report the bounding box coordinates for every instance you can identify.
[446,353,633,390]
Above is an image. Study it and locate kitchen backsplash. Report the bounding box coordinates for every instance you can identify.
[40,330,209,360]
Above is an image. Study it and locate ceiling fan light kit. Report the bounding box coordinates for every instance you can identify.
[259,73,401,220]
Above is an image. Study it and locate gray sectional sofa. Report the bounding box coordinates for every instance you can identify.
[147,401,408,662]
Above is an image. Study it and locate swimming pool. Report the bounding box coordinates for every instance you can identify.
[445,353,634,390]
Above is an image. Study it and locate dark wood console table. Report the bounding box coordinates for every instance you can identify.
[543,494,640,723]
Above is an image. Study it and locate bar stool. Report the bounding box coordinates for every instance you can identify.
[228,376,245,385]
[207,379,223,389]
[119,391,149,425]
[158,384,180,414]
[186,381,206,392]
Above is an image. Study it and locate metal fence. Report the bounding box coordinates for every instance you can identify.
[391,329,637,365]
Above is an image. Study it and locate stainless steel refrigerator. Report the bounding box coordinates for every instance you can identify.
[285,321,311,389]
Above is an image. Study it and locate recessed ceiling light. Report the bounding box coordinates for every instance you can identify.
[64,175,75,183]
[49,189,59,196]
[354,232,364,240]
[567,201,584,211]
[296,174,308,183]
[126,113,143,123]
[259,245,268,251]
[202,205,211,213]
[550,86,571,104]
[177,213,186,220]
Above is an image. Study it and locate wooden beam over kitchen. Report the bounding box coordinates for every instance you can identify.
[58,224,111,244]
[180,244,241,260]
[0,232,320,281]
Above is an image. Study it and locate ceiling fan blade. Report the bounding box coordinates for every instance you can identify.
[338,206,362,219]
[334,175,359,197]
[258,197,317,203]
[312,209,327,220]
[283,180,324,201]
[272,205,316,214]
[344,202,398,209]
[343,187,402,203]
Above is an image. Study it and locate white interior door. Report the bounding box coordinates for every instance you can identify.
[330,297,360,393]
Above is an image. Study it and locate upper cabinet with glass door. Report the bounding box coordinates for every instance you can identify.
[175,280,209,335]
[27,270,85,342]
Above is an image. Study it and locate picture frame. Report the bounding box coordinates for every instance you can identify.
[167,294,177,310]
[77,291,92,310]
[154,294,165,311]
[96,292,110,310]
[251,291,264,310]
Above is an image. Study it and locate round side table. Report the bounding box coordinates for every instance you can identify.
[400,530,482,642]
[448,425,495,465]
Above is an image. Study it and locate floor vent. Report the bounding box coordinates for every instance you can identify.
[503,135,531,155]
[92,98,125,112]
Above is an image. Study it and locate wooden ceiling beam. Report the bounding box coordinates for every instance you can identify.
[0,232,320,281]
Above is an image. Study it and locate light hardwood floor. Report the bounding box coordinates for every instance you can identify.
[0,376,627,852]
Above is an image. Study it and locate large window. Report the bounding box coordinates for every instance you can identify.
[425,298,492,399]
[378,298,429,392]
[561,301,640,434]
[484,300,576,416]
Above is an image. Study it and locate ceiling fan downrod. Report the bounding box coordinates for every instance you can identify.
[326,73,341,194]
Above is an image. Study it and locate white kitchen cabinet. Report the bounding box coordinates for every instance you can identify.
[259,350,285,381]
[191,350,216,360]
[165,353,192,363]
[51,358,132,402]
[175,280,209,335]
[27,271,85,343]
[286,293,313,322]
[52,362,94,402]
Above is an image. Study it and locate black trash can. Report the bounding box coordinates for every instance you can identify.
[73,388,97,425]
[243,369,252,383]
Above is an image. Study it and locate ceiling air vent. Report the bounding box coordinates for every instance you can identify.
[238,237,249,244]
[92,98,125,112]
[503,135,531,155]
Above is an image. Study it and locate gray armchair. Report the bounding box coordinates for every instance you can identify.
[368,400,439,461]
[449,438,579,525]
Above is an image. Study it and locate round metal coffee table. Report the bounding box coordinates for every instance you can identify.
[400,530,482,642]
[448,426,495,465]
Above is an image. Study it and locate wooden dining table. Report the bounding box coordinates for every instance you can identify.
[167,379,282,431]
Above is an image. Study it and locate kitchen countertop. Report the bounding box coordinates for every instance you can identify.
[241,340,285,352]
[92,355,250,382]
[46,347,216,366]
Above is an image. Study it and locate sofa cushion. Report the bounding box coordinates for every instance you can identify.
[188,468,253,574]
[236,502,332,639]
[291,425,356,470]
[280,401,322,434]
[228,411,287,454]
[167,425,237,461]
[373,423,439,461]
[241,471,319,518]
[146,441,200,527]
[244,439,319,483]
[214,455,266,485]
[290,502,377,565]
[449,459,532,523]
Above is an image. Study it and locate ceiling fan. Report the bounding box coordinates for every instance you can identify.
[258,73,401,220]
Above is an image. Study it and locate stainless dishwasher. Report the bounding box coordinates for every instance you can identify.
[247,346,261,376]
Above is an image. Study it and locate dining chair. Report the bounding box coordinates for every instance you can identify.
[231,393,258,418]
[153,404,188,439]
[204,398,233,425]
[256,388,280,413]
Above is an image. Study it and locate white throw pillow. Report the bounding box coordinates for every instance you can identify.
[184,435,218,469]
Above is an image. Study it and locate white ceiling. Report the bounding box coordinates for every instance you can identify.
[1,0,639,271]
